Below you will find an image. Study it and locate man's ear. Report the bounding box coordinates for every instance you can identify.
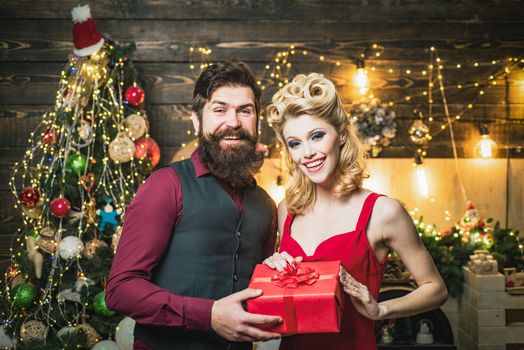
[191,112,200,135]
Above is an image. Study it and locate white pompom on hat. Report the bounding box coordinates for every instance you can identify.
[71,4,104,57]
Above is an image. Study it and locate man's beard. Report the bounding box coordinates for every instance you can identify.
[199,128,264,188]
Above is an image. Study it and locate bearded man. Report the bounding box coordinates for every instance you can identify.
[106,61,282,350]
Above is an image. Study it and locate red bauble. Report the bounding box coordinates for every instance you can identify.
[43,127,60,145]
[20,187,40,207]
[124,86,145,107]
[134,137,161,167]
[50,198,71,218]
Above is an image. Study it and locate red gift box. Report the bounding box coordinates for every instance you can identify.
[246,260,344,335]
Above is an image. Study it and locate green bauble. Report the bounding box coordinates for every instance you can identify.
[66,153,87,175]
[93,291,115,316]
[11,283,36,308]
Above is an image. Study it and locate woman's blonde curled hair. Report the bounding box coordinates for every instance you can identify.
[267,73,368,214]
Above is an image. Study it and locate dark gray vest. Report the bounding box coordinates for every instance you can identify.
[134,159,275,350]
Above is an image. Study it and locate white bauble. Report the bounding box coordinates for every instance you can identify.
[58,236,84,260]
[91,340,120,350]
[115,317,135,350]
[0,325,16,349]
[57,326,75,338]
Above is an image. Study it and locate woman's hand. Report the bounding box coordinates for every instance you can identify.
[263,252,303,272]
[339,266,385,320]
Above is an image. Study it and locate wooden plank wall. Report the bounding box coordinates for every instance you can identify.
[1,0,524,262]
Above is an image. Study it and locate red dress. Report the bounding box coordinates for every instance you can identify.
[278,192,387,350]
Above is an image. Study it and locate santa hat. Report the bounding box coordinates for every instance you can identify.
[464,201,476,211]
[71,5,104,57]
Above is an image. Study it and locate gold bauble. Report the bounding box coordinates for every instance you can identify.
[124,114,149,140]
[39,225,55,238]
[20,320,48,342]
[83,239,108,258]
[84,199,97,225]
[75,323,101,348]
[108,133,135,163]
[21,198,43,220]
[35,236,57,254]
[409,119,431,145]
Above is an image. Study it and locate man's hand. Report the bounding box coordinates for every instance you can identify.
[211,288,282,342]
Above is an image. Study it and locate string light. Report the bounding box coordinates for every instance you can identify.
[355,59,369,96]
[413,154,429,198]
[475,124,497,158]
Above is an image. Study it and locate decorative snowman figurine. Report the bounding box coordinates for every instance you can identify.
[96,197,122,232]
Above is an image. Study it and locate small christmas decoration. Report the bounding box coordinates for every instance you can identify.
[92,340,120,350]
[42,127,60,145]
[80,172,95,192]
[39,225,56,237]
[11,284,37,309]
[57,326,75,339]
[115,317,135,350]
[71,5,104,57]
[124,113,148,140]
[75,275,95,292]
[84,198,97,224]
[0,325,16,349]
[134,137,161,167]
[66,153,87,175]
[415,319,434,344]
[75,323,101,348]
[97,198,122,232]
[74,120,94,147]
[19,187,40,207]
[57,288,81,304]
[25,236,44,278]
[93,291,115,316]
[409,119,431,145]
[51,197,72,218]
[468,249,498,274]
[35,235,57,254]
[58,236,84,260]
[350,98,396,157]
[108,133,135,163]
[112,226,123,253]
[20,320,47,342]
[21,198,43,219]
[124,86,145,106]
[84,238,108,258]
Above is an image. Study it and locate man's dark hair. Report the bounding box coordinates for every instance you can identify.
[192,61,262,121]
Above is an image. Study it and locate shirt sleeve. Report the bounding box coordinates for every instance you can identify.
[105,167,214,331]
[262,204,278,259]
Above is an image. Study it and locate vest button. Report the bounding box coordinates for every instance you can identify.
[236,231,241,237]
[233,274,238,281]
[235,253,239,260]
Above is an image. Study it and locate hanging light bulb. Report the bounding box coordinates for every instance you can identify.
[413,154,429,198]
[354,59,369,96]
[268,175,285,205]
[475,124,497,158]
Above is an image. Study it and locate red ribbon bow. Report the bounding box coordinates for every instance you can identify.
[271,262,319,289]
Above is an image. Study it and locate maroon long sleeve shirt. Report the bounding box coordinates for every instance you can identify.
[106,150,277,349]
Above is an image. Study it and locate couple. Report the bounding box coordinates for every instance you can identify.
[106,61,447,350]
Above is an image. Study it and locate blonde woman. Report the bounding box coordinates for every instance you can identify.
[263,73,447,349]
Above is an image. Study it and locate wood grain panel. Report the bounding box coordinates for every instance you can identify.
[2,20,523,62]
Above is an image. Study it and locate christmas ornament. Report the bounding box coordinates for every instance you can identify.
[112,226,123,253]
[0,325,16,349]
[115,317,135,350]
[11,283,36,308]
[80,172,95,192]
[20,320,47,342]
[409,119,431,145]
[108,133,135,163]
[92,340,120,350]
[93,291,115,316]
[10,274,25,289]
[74,120,94,147]
[124,114,148,140]
[57,288,81,304]
[25,236,43,278]
[75,276,95,292]
[84,198,97,224]
[6,266,20,280]
[83,238,107,258]
[51,197,71,218]
[57,326,75,339]
[42,127,60,145]
[35,235,57,253]
[67,209,84,225]
[66,153,87,175]
[134,137,161,167]
[19,187,40,207]
[350,98,397,157]
[124,86,145,106]
[96,198,122,232]
[58,236,84,260]
[458,201,481,231]
[75,323,101,348]
[21,198,43,219]
[39,225,56,238]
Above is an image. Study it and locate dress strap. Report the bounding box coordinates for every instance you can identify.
[282,212,295,238]
[355,193,384,232]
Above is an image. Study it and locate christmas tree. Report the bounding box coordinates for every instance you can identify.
[0,5,159,349]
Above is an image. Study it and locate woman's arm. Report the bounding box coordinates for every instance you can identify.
[340,197,448,320]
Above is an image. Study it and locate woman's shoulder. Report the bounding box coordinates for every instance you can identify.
[363,189,407,224]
